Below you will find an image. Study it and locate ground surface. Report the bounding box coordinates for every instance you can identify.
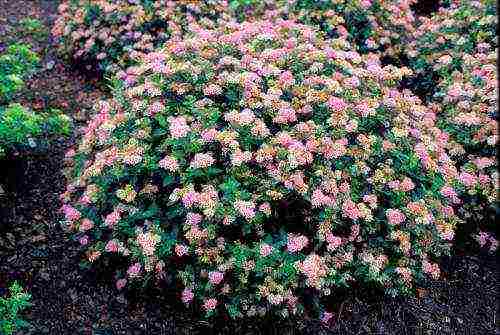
[0,1,498,334]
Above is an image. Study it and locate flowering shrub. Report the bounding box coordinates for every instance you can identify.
[405,0,497,99]
[277,0,417,55]
[62,20,461,319]
[0,104,71,158]
[227,0,274,21]
[228,0,418,55]
[432,49,497,247]
[0,44,40,103]
[52,0,420,75]
[52,0,231,73]
[405,0,498,251]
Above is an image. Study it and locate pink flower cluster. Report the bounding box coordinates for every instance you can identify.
[287,234,309,253]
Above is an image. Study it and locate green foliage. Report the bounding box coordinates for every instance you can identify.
[0,43,71,158]
[0,282,31,335]
[229,0,262,13]
[0,44,39,103]
[0,104,71,157]
[18,18,48,40]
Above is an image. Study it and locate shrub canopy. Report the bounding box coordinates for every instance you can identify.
[61,19,463,319]
[405,0,498,249]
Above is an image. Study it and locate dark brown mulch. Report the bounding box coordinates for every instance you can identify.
[0,0,498,334]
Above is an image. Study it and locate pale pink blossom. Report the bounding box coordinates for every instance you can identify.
[208,271,224,285]
[287,234,308,253]
[62,204,81,222]
[386,209,406,225]
[181,191,199,208]
[363,194,378,208]
[203,83,222,96]
[234,200,256,220]
[148,101,164,116]
[79,235,89,246]
[400,178,415,192]
[422,260,440,280]
[327,96,347,111]
[231,150,252,166]
[201,128,218,142]
[395,267,412,283]
[136,232,160,256]
[104,210,121,227]
[65,149,76,159]
[342,200,360,221]
[459,172,477,187]
[168,116,190,139]
[181,288,194,304]
[175,244,189,257]
[127,262,142,278]
[311,189,334,208]
[297,254,327,289]
[79,218,94,232]
[278,70,294,87]
[260,243,274,257]
[185,212,203,225]
[326,233,342,251]
[190,153,215,169]
[105,240,119,252]
[116,278,127,290]
[440,186,461,203]
[159,156,178,172]
[258,202,271,215]
[321,311,334,324]
[203,298,217,311]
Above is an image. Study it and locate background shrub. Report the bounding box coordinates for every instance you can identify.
[0,104,71,158]
[0,44,71,158]
[62,20,461,319]
[227,0,418,56]
[405,0,498,251]
[52,0,421,76]
[18,18,48,42]
[405,0,497,101]
[52,0,231,74]
[282,0,418,56]
[0,44,39,104]
[0,282,31,335]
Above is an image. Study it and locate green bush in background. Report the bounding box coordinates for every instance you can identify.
[0,282,31,335]
[0,44,40,104]
[0,104,71,158]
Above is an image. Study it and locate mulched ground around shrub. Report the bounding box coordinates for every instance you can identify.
[0,1,498,334]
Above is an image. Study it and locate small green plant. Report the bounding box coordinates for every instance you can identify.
[0,44,40,103]
[0,282,31,335]
[18,18,47,41]
[0,104,71,158]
